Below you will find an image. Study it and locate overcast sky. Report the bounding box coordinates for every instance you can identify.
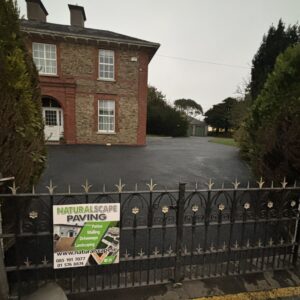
[17,0,300,113]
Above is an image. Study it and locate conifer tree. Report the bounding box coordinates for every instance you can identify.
[0,0,46,190]
[250,19,299,100]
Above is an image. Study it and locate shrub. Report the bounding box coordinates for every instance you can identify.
[239,44,300,182]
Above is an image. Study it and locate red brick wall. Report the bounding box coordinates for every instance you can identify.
[24,36,151,145]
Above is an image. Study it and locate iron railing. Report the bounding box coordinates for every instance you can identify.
[0,178,299,299]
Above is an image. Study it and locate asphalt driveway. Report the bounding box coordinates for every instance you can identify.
[38,136,252,192]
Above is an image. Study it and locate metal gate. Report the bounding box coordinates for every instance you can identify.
[0,178,299,299]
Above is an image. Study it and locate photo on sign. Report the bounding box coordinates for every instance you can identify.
[53,203,120,269]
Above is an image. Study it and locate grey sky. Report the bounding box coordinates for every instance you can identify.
[17,0,300,113]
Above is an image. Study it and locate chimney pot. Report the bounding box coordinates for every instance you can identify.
[68,4,86,27]
[26,0,48,22]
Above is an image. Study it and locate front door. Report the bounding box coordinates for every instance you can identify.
[43,108,64,141]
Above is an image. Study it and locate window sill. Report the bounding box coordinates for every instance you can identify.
[97,78,116,82]
[97,131,116,135]
[39,74,59,78]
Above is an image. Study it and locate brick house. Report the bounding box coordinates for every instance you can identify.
[20,0,159,145]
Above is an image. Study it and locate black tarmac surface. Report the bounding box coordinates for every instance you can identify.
[38,136,252,192]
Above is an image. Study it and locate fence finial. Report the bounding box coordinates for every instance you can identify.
[232,178,240,189]
[281,177,288,188]
[257,177,264,189]
[8,181,19,195]
[46,180,56,195]
[81,179,92,193]
[206,178,214,190]
[146,179,157,192]
[115,179,125,193]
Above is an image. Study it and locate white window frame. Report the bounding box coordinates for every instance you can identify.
[98,100,115,133]
[98,49,115,81]
[32,42,57,75]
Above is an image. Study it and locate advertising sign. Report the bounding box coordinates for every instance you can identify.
[53,203,120,269]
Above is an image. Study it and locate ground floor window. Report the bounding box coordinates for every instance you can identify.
[98,100,115,133]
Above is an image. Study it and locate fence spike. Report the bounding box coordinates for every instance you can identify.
[8,181,19,195]
[81,179,92,193]
[24,257,31,267]
[167,245,173,255]
[41,256,48,265]
[221,182,224,189]
[234,240,239,249]
[232,178,240,189]
[135,183,138,192]
[206,178,214,190]
[195,181,198,191]
[138,248,145,258]
[294,180,297,188]
[257,177,264,189]
[32,185,35,194]
[196,244,202,254]
[46,180,56,195]
[153,247,159,256]
[271,181,274,188]
[103,184,106,193]
[269,238,274,246]
[246,239,250,248]
[183,245,188,255]
[68,184,71,194]
[222,242,227,251]
[146,179,157,192]
[281,177,288,188]
[247,181,250,189]
[115,179,125,193]
[258,239,262,247]
[124,250,130,259]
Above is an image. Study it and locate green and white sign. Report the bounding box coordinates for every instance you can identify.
[53,203,120,269]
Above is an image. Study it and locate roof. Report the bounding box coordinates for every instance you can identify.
[187,116,207,126]
[20,19,160,51]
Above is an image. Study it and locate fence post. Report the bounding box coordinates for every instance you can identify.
[174,182,186,283]
[0,202,9,300]
[292,202,300,266]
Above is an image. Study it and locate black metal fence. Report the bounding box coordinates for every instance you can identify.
[0,178,300,299]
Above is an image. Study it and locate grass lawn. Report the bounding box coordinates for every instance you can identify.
[208,137,238,147]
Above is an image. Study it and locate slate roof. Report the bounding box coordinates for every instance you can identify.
[187,116,207,126]
[20,19,160,50]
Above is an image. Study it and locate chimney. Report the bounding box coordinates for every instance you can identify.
[26,0,48,22]
[68,5,86,27]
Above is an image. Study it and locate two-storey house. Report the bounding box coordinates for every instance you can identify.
[20,0,159,145]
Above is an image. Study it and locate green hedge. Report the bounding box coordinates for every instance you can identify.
[238,44,300,182]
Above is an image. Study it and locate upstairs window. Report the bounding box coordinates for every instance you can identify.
[98,100,115,133]
[32,42,57,75]
[99,49,114,80]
